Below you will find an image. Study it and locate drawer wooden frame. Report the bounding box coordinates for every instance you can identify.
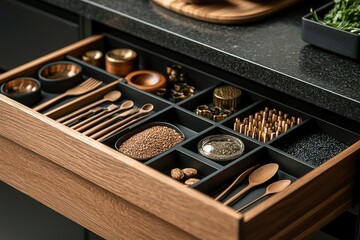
[0,35,359,240]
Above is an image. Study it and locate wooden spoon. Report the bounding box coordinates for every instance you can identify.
[215,164,259,201]
[236,179,291,212]
[56,90,121,123]
[89,103,154,140]
[223,163,279,206]
[83,107,139,136]
[96,114,150,142]
[72,100,134,131]
[62,106,104,126]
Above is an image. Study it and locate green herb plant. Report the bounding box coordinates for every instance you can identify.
[312,0,360,34]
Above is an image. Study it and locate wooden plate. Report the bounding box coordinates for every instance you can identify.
[151,0,302,24]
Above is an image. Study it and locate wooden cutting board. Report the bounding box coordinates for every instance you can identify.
[151,0,302,24]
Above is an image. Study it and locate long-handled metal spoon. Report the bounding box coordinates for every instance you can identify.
[72,100,134,131]
[62,106,104,126]
[215,164,259,201]
[89,103,154,140]
[223,163,279,206]
[56,90,121,123]
[236,179,291,212]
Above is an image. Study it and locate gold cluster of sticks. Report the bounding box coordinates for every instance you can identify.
[233,107,302,142]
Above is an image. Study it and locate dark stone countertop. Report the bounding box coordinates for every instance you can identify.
[44,0,360,122]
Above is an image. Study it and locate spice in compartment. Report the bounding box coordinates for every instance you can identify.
[198,134,245,161]
[117,123,185,160]
[281,131,348,167]
[233,107,302,142]
[170,167,200,186]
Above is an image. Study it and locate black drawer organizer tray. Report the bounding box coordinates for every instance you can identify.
[7,32,360,215]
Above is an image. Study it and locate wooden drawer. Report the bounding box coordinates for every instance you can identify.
[0,34,359,240]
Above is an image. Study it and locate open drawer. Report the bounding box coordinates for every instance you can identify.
[0,34,359,240]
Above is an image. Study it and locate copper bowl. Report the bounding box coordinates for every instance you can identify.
[105,49,138,77]
[125,70,166,93]
[1,77,42,106]
[38,61,82,93]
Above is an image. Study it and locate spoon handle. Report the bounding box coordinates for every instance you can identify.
[83,108,138,136]
[89,111,144,139]
[71,110,108,130]
[223,184,253,206]
[236,193,268,212]
[33,93,68,112]
[63,108,103,126]
[96,114,150,142]
[73,107,121,131]
[215,165,259,201]
[56,99,106,123]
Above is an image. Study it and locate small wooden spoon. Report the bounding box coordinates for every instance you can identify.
[62,106,104,126]
[223,163,279,206]
[215,164,259,201]
[89,103,154,140]
[56,90,121,123]
[83,107,139,136]
[236,179,291,212]
[72,100,134,131]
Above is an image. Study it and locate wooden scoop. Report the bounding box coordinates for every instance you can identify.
[215,164,259,201]
[223,163,279,206]
[62,106,104,126]
[236,179,291,212]
[89,103,154,140]
[56,90,121,123]
[72,100,134,131]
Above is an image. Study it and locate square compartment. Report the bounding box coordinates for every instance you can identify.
[271,118,360,167]
[302,2,360,59]
[194,147,311,211]
[180,84,263,122]
[222,99,309,143]
[182,126,260,166]
[146,150,218,187]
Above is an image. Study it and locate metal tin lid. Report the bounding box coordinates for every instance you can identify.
[213,85,241,110]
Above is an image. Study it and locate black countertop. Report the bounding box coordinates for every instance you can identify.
[45,0,360,122]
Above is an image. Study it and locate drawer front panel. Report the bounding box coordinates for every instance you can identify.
[0,136,196,240]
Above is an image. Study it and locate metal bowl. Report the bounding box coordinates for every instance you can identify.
[1,77,42,106]
[38,61,82,93]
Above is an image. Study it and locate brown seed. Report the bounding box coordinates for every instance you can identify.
[171,168,185,181]
[182,168,198,178]
[185,178,200,186]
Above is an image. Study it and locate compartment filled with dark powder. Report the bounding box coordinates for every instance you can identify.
[281,132,348,167]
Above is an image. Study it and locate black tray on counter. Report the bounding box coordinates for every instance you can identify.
[302,1,360,60]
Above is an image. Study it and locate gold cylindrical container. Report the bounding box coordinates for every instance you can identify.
[105,49,138,77]
[82,50,103,67]
[213,85,241,110]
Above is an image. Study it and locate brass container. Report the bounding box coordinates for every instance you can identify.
[105,49,138,77]
[82,50,103,67]
[213,85,241,110]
